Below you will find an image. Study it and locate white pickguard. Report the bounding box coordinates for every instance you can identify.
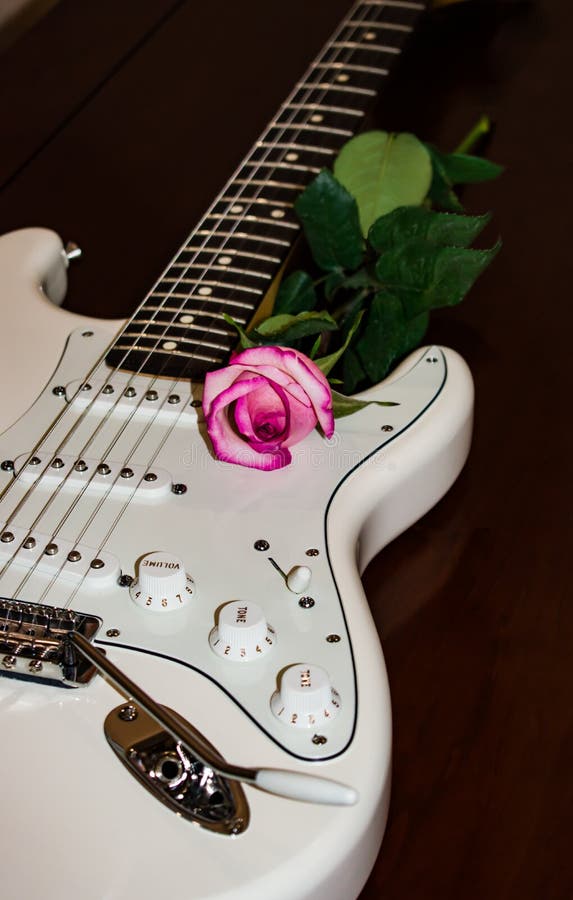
[0,228,474,900]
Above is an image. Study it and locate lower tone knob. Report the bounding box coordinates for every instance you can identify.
[209,601,275,661]
[271,664,341,728]
[130,551,194,612]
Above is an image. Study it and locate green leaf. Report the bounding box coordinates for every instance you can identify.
[425,143,464,212]
[375,238,501,318]
[252,310,338,344]
[369,206,491,252]
[334,131,432,236]
[354,292,431,384]
[294,170,364,272]
[331,389,399,420]
[274,270,317,315]
[309,334,322,359]
[440,152,504,184]
[223,313,257,349]
[314,310,364,377]
[342,347,368,394]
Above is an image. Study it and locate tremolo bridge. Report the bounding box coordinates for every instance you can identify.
[0,598,101,685]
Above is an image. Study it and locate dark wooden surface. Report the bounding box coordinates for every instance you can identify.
[0,1,571,897]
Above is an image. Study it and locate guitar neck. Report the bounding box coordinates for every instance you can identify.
[106,0,426,381]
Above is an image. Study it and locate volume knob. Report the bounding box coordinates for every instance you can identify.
[209,600,275,661]
[271,664,341,728]
[130,551,194,611]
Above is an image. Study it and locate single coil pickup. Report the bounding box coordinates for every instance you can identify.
[13,453,172,499]
[65,374,199,421]
[0,524,120,588]
[0,598,101,686]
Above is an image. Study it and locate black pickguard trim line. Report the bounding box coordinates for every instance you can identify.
[95,349,448,763]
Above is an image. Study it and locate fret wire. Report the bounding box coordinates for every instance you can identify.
[151,292,255,310]
[311,61,389,76]
[167,264,272,280]
[297,81,377,96]
[330,40,401,53]
[206,212,299,230]
[229,180,305,192]
[178,246,281,264]
[284,102,365,117]
[268,121,354,137]
[346,18,412,32]
[219,195,294,209]
[256,141,335,156]
[194,228,291,247]
[120,331,231,352]
[138,305,248,324]
[133,319,235,337]
[241,160,322,174]
[112,344,223,364]
[157,277,263,295]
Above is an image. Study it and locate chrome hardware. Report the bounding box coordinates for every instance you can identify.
[171,483,187,495]
[0,460,14,471]
[52,385,66,397]
[0,599,101,685]
[105,702,250,835]
[1,532,14,543]
[254,539,270,551]
[299,596,315,609]
[64,241,82,262]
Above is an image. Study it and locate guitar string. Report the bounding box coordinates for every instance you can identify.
[1,3,404,602]
[7,7,378,603]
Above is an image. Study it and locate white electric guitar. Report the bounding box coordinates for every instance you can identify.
[0,2,473,898]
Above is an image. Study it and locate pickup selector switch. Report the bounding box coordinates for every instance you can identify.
[210,601,275,661]
[286,565,312,594]
[271,664,341,728]
[130,552,194,611]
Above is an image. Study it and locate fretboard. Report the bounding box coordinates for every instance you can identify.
[106,0,426,381]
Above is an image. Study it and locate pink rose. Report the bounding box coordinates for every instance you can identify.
[203,346,334,470]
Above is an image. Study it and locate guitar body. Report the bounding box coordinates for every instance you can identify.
[0,227,473,900]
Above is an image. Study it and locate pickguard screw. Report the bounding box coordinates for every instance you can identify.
[52,385,66,396]
[118,574,133,588]
[145,390,158,402]
[190,399,202,408]
[254,540,270,551]
[172,483,187,495]
[118,704,138,721]
[67,550,81,562]
[124,386,137,398]
[312,734,327,745]
[90,558,105,569]
[106,628,121,638]
[144,472,157,482]
[82,331,94,338]
[381,425,394,433]
[168,394,180,404]
[1,532,14,543]
[426,357,438,364]
[299,596,315,609]
[305,548,319,557]
[0,460,14,471]
[326,634,341,643]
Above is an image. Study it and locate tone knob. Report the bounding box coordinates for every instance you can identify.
[130,551,194,611]
[209,600,275,661]
[271,664,341,728]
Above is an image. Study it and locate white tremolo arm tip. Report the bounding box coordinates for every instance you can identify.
[254,769,358,806]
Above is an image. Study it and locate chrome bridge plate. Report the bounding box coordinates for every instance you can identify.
[0,598,101,685]
[105,702,250,835]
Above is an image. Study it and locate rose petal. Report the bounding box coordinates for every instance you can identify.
[234,380,290,448]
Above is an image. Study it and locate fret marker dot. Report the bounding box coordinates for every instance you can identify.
[271,209,285,219]
[218,255,233,265]
[230,204,243,213]
[364,31,377,40]
[198,286,212,296]
[310,114,324,123]
[336,73,350,83]
[163,341,177,351]
[285,152,299,162]
[180,314,194,324]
